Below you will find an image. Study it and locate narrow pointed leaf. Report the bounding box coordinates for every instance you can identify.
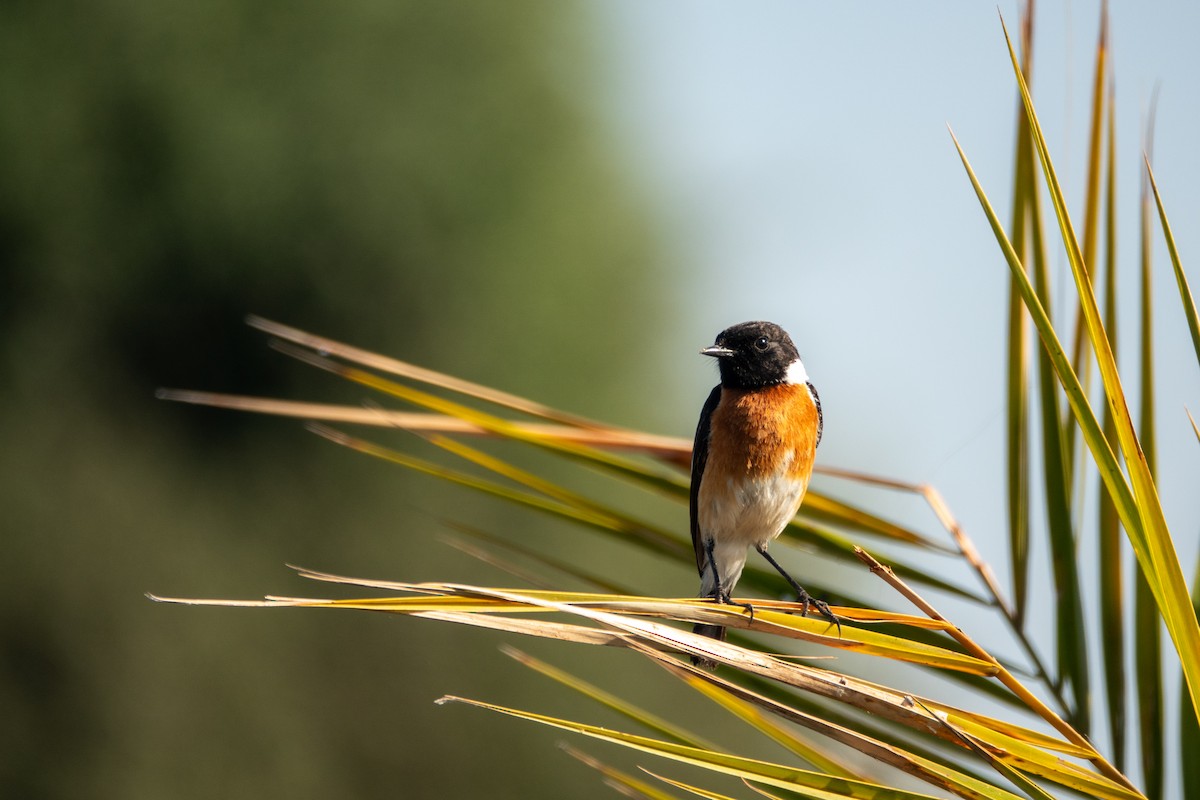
[1144,161,1200,370]
[1027,171,1087,725]
[646,771,760,800]
[936,715,1138,800]
[155,390,692,461]
[785,519,985,603]
[1136,117,1164,800]
[415,610,629,647]
[1183,554,1200,799]
[503,646,719,751]
[944,727,1060,800]
[1064,1,1108,421]
[953,123,1092,730]
[799,493,952,551]
[560,745,686,800]
[1015,121,1087,723]
[1097,87,1126,766]
[1004,12,1033,623]
[245,315,615,430]
[679,671,864,780]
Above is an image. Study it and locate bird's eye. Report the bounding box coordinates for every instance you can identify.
[754,336,770,351]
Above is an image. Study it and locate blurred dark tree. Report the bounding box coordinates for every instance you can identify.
[0,2,671,798]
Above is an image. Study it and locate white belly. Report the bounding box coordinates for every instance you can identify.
[697,473,807,598]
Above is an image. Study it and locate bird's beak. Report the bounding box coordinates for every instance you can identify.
[700,345,735,358]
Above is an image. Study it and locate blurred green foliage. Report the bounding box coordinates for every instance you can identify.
[0,2,670,797]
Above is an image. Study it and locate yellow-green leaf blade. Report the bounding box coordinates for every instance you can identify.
[1144,160,1200,371]
[561,745,686,800]
[1097,85,1126,767]
[503,646,718,751]
[1183,553,1200,800]
[1004,33,1033,625]
[1136,115,1165,800]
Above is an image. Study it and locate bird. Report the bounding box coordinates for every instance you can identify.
[689,320,837,664]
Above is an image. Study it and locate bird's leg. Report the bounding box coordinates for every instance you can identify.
[703,538,754,621]
[755,544,840,635]
[702,537,723,598]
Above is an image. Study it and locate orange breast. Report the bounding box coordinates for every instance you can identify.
[704,383,819,483]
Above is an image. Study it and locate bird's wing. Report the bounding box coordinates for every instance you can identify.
[806,381,823,448]
[690,385,722,575]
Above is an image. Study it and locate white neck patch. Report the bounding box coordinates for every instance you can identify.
[785,358,809,385]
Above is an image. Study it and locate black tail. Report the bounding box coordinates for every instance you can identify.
[690,622,727,668]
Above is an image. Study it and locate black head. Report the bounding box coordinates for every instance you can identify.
[701,320,804,389]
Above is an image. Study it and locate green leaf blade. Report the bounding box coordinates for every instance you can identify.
[1097,85,1126,768]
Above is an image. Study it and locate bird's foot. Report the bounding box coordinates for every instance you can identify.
[795,589,841,636]
[753,544,840,635]
[707,591,755,622]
